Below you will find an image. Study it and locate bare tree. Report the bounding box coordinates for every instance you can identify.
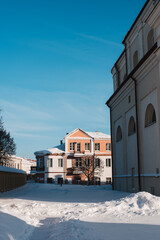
[77,155,104,185]
[0,112,16,166]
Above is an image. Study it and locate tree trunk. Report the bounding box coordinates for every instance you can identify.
[87,175,90,186]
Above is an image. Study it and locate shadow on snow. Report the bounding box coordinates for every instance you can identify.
[0,212,160,240]
[0,183,129,203]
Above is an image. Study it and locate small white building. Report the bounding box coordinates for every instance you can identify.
[34,144,65,184]
[21,158,36,174]
[6,156,36,175]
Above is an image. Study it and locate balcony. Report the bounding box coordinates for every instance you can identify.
[68,150,91,157]
[67,167,82,176]
[30,166,37,173]
[73,170,82,174]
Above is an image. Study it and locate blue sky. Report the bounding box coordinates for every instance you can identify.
[0,0,146,159]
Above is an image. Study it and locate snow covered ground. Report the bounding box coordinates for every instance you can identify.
[1,183,160,240]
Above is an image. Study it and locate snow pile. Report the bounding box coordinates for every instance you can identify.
[103,192,160,217]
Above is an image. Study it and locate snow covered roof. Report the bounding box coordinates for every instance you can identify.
[65,128,110,139]
[10,155,36,165]
[34,143,65,156]
[86,132,111,139]
[65,128,92,138]
[0,166,26,174]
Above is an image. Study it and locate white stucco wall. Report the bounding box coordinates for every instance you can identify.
[141,89,160,174]
[94,156,112,184]
[44,155,65,183]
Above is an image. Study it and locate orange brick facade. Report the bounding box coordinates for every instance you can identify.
[65,129,112,184]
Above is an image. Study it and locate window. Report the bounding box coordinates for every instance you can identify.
[77,143,81,152]
[95,177,100,185]
[106,158,111,167]
[106,178,111,184]
[133,50,138,68]
[128,95,131,103]
[95,143,100,151]
[47,158,53,168]
[106,143,111,151]
[128,116,136,136]
[70,142,75,151]
[38,158,43,168]
[147,30,154,51]
[76,158,82,167]
[58,159,63,167]
[145,103,156,127]
[95,158,100,167]
[85,158,90,167]
[116,126,122,142]
[85,143,90,151]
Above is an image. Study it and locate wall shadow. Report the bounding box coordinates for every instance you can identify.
[0,211,34,240]
[0,183,129,203]
[1,212,160,240]
[29,217,160,240]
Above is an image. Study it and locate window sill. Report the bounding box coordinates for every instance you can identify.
[128,132,136,137]
[145,121,156,128]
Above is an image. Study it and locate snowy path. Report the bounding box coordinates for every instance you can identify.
[1,184,160,240]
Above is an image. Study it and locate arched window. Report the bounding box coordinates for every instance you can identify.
[133,51,138,68]
[145,103,156,127]
[128,116,136,136]
[147,30,154,51]
[116,125,122,142]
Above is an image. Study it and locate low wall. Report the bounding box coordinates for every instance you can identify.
[0,166,27,192]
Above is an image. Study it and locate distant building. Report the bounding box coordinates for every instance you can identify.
[21,158,36,174]
[34,128,112,184]
[35,144,65,184]
[65,128,112,185]
[4,156,36,176]
[107,0,160,195]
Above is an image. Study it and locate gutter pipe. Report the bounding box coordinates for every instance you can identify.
[130,76,142,191]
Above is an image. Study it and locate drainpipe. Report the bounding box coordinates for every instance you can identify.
[109,107,114,190]
[130,76,142,191]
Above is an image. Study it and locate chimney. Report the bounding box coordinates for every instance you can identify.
[60,140,63,145]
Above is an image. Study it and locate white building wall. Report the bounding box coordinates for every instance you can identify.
[67,159,72,168]
[94,156,112,184]
[141,89,160,174]
[44,155,65,183]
